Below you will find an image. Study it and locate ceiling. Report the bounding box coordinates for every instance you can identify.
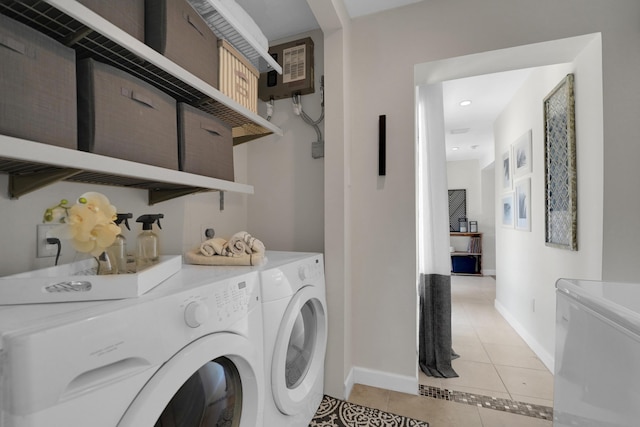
[234,0,531,164]
[442,69,532,163]
[234,0,422,42]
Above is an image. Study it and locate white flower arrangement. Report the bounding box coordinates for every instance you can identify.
[43,192,121,257]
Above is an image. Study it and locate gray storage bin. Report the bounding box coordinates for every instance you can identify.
[178,103,233,181]
[145,0,218,89]
[77,58,178,170]
[0,13,76,149]
[78,0,145,42]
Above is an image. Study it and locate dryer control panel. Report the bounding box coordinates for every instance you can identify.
[212,278,252,322]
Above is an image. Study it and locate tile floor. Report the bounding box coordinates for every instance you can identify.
[347,275,554,426]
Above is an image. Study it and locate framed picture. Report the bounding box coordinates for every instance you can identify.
[515,178,531,231]
[513,129,532,178]
[544,74,577,250]
[502,150,512,190]
[501,193,515,228]
[448,189,467,232]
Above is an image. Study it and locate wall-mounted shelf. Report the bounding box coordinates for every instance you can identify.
[0,0,283,202]
[0,136,254,204]
[0,0,282,145]
[187,0,281,74]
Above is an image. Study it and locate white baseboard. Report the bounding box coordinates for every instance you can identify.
[344,368,355,399]
[494,299,555,373]
[345,366,418,399]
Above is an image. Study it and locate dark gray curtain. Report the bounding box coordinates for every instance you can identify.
[419,273,458,378]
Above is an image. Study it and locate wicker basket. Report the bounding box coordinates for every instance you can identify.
[218,39,259,113]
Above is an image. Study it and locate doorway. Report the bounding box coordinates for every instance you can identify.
[415,33,603,393]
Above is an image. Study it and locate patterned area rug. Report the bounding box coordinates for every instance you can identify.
[310,395,429,427]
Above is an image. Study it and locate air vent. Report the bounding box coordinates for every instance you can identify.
[450,128,470,134]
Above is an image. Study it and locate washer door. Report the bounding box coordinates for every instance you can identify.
[271,285,327,415]
[118,333,262,427]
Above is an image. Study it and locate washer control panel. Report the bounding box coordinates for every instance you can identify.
[212,278,252,322]
[178,272,257,330]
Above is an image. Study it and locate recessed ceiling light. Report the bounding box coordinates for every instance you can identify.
[459,100,472,107]
[452,147,460,151]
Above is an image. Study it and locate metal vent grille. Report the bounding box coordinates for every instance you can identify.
[0,158,58,175]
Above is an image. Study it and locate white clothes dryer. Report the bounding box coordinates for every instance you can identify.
[258,251,328,427]
[0,266,265,427]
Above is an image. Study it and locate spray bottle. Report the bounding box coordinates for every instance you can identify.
[135,214,164,271]
[108,213,132,274]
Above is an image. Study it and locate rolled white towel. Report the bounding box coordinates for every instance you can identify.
[185,249,266,266]
[219,231,266,257]
[230,231,266,254]
[200,237,227,256]
[222,240,247,257]
[242,233,265,254]
[221,232,248,257]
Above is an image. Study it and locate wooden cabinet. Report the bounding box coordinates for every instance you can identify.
[450,232,482,276]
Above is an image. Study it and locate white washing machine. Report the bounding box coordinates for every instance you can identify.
[555,278,640,427]
[0,266,265,427]
[258,251,328,427]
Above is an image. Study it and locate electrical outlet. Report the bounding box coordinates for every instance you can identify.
[200,225,216,242]
[37,224,59,258]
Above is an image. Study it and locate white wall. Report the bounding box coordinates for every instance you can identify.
[481,166,496,274]
[494,42,603,369]
[314,0,635,395]
[245,29,325,253]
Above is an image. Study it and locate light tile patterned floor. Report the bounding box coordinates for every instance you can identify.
[347,275,554,426]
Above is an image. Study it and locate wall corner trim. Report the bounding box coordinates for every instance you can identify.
[347,366,418,398]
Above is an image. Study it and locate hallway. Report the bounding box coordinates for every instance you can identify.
[423,275,553,406]
[348,275,554,426]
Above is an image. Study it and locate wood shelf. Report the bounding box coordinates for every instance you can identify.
[450,232,483,276]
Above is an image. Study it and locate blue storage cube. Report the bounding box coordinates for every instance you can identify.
[452,256,478,274]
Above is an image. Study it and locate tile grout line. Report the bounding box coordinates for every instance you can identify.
[482,340,514,401]
[418,384,553,421]
[445,276,553,421]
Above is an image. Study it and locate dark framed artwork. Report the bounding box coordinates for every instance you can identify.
[448,189,466,232]
[544,74,577,251]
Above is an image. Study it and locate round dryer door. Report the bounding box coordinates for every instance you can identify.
[118,333,263,427]
[271,285,327,415]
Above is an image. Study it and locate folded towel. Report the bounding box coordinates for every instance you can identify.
[243,233,265,254]
[222,233,249,257]
[200,237,227,256]
[221,231,265,257]
[185,249,266,266]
